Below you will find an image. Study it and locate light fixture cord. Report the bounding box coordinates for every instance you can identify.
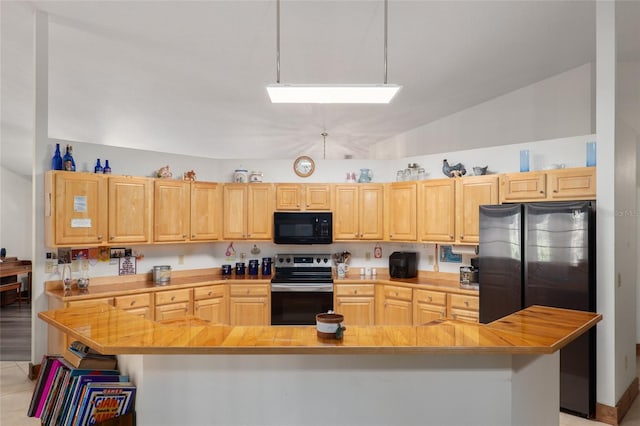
[384,0,388,84]
[276,0,281,84]
[321,132,328,160]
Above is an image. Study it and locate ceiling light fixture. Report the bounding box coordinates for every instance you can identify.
[267,0,401,104]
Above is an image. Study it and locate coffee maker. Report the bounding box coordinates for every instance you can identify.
[459,258,479,289]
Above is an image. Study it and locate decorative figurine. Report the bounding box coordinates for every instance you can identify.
[473,166,488,175]
[183,170,196,181]
[442,159,466,178]
[155,165,173,179]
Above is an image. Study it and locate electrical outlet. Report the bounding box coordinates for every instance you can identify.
[45,260,56,273]
[617,273,622,288]
[178,255,185,265]
[427,255,435,264]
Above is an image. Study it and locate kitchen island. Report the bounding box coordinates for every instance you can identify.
[39,304,600,426]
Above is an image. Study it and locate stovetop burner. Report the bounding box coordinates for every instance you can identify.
[272,253,333,284]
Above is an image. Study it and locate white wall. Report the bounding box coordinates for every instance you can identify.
[371,64,593,159]
[0,166,32,260]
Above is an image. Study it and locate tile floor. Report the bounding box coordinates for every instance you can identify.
[1,359,639,425]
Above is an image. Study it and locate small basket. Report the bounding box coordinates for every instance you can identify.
[316,313,346,339]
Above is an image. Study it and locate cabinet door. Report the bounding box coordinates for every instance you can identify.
[51,172,107,246]
[305,184,331,210]
[223,184,247,239]
[229,297,269,325]
[455,176,498,244]
[190,182,221,241]
[376,285,413,325]
[414,304,446,325]
[122,306,152,320]
[155,302,191,322]
[154,180,190,242]
[418,179,455,242]
[333,185,359,240]
[547,167,596,200]
[447,293,479,323]
[108,176,152,244]
[246,184,274,239]
[275,184,302,210]
[194,297,227,324]
[359,184,384,240]
[499,172,547,203]
[387,182,417,241]
[336,296,375,326]
[115,293,152,320]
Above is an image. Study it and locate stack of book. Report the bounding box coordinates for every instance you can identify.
[28,344,136,426]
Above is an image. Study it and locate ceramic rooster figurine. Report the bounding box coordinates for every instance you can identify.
[442,159,466,178]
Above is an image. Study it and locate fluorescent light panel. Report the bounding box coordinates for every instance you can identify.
[267,84,402,104]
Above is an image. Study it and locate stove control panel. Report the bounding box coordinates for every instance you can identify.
[275,253,331,268]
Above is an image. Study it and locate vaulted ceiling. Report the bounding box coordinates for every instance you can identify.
[1,1,602,176]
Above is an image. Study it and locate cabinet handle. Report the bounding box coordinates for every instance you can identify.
[354,233,358,237]
[182,234,187,238]
[553,190,558,193]
[171,296,176,301]
[110,236,114,240]
[460,235,464,240]
[449,234,454,239]
[354,290,358,295]
[208,291,212,296]
[428,296,432,302]
[540,190,544,194]
[192,234,196,238]
[464,301,469,306]
[130,301,136,306]
[97,235,103,240]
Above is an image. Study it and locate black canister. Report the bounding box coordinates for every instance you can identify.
[235,262,246,275]
[248,259,259,276]
[261,257,272,276]
[221,264,232,276]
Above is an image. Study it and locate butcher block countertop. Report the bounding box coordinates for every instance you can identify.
[39,304,600,356]
[45,268,476,301]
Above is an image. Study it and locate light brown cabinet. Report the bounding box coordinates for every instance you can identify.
[45,171,108,247]
[108,176,153,244]
[386,182,417,241]
[190,182,222,241]
[155,288,192,322]
[455,175,499,244]
[500,167,596,203]
[334,283,375,325]
[413,289,447,325]
[333,184,384,240]
[447,293,479,322]
[376,285,413,325]
[223,184,274,240]
[228,283,270,325]
[193,284,227,324]
[418,179,455,242]
[154,180,190,242]
[275,184,331,211]
[114,293,152,320]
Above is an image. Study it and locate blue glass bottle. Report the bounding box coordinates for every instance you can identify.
[51,143,63,170]
[94,159,103,173]
[62,145,76,171]
[103,160,111,174]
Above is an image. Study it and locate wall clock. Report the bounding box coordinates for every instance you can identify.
[293,156,315,177]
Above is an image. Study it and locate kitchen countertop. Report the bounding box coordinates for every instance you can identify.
[38,304,600,355]
[45,269,476,301]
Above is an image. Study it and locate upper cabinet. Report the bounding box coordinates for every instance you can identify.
[500,167,596,203]
[154,180,190,242]
[418,179,455,242]
[333,184,384,241]
[108,176,153,244]
[455,175,499,244]
[386,182,417,241]
[190,182,222,241]
[275,184,331,211]
[223,184,274,240]
[45,171,107,247]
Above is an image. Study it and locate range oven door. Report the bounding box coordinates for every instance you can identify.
[271,284,333,325]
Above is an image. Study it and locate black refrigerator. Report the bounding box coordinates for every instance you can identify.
[478,201,596,418]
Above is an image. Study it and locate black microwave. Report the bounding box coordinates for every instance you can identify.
[273,212,332,245]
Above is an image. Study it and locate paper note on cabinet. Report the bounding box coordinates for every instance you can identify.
[71,218,92,228]
[74,195,87,212]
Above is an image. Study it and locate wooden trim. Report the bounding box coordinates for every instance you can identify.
[596,376,639,426]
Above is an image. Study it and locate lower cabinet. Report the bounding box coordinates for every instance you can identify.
[155,288,193,322]
[413,289,447,325]
[228,283,270,325]
[193,284,227,324]
[334,284,375,326]
[115,293,152,320]
[376,285,413,325]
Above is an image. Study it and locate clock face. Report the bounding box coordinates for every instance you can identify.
[294,156,315,177]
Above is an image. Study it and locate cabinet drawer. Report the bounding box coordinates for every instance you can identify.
[448,293,479,311]
[67,297,114,308]
[449,308,479,323]
[335,284,375,297]
[382,285,412,301]
[414,289,446,306]
[229,284,269,297]
[155,288,191,305]
[115,293,151,309]
[194,284,225,300]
